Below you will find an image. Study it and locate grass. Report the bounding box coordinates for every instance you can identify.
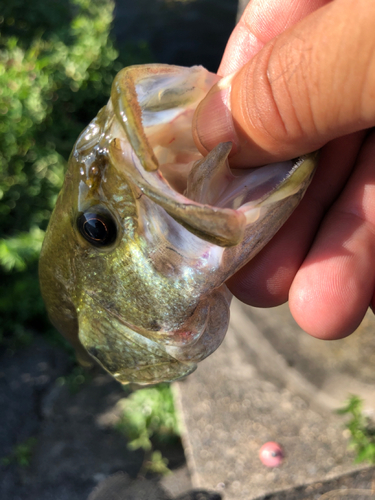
[115,383,180,475]
[338,395,375,464]
[1,437,37,467]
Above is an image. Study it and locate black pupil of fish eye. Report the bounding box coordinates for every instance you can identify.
[77,212,117,247]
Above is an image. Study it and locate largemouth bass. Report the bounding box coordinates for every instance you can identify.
[39,64,317,385]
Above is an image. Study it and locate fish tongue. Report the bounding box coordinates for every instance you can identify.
[184,141,233,205]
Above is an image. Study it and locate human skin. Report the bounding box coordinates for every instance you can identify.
[192,0,375,340]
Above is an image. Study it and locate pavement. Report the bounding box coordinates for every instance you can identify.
[175,298,375,500]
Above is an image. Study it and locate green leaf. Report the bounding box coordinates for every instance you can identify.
[145,450,171,475]
[115,384,178,475]
[1,437,37,467]
[0,227,44,271]
[339,394,375,465]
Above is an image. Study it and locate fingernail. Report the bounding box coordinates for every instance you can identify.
[193,72,240,155]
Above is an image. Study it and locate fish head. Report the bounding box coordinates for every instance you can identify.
[39,64,317,384]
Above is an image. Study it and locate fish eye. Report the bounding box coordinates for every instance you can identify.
[77,209,117,247]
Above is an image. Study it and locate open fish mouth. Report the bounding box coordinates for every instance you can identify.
[73,64,317,252]
[40,64,318,386]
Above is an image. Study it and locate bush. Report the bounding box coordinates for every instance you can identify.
[116,384,180,475]
[0,0,152,343]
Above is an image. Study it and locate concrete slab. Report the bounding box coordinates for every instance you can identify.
[252,467,375,499]
[175,299,370,500]
[238,301,375,412]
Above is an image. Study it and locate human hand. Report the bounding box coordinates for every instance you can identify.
[193,0,375,340]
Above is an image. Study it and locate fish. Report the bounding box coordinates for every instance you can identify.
[39,64,317,385]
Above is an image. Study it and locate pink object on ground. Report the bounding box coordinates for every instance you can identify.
[259,442,284,467]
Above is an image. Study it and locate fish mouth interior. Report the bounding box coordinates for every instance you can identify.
[141,107,301,213]
[107,66,316,248]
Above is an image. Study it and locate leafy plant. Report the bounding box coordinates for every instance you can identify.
[0,0,152,343]
[1,437,37,467]
[115,384,180,475]
[144,450,170,476]
[337,395,375,464]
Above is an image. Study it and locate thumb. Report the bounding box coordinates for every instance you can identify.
[193,0,375,167]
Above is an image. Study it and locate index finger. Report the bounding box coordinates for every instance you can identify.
[219,0,331,76]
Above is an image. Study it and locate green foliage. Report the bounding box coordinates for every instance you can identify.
[0,0,152,342]
[116,383,179,450]
[1,437,37,467]
[144,450,171,476]
[0,227,44,271]
[338,395,375,464]
[116,384,179,475]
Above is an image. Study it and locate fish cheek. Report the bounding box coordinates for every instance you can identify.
[39,182,94,366]
[77,301,196,385]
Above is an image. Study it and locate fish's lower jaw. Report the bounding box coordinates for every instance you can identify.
[77,306,202,385]
[76,285,231,385]
[110,361,197,386]
[84,340,197,385]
